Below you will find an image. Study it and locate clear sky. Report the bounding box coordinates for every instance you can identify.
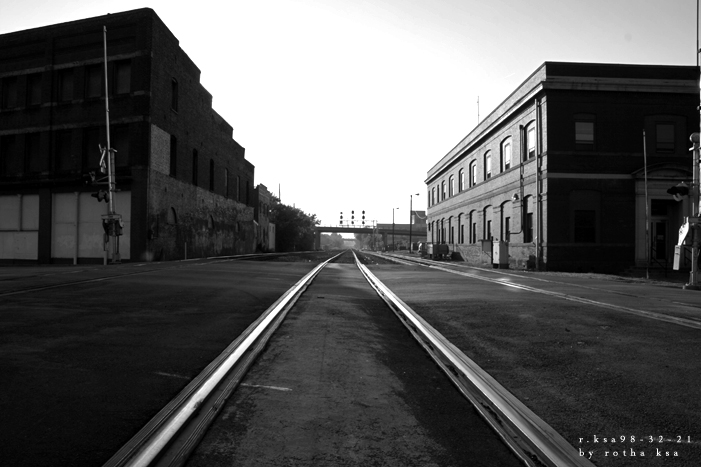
[1,0,698,235]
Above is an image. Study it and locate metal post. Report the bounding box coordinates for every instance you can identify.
[643,130,649,280]
[103,26,121,263]
[392,208,396,251]
[409,193,418,253]
[685,134,700,289]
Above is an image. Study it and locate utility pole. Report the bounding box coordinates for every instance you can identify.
[101,26,122,263]
[685,133,700,290]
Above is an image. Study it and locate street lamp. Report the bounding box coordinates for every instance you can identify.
[409,193,419,253]
[392,207,399,251]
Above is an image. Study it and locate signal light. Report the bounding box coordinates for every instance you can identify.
[82,171,96,185]
[91,190,109,203]
[667,182,689,202]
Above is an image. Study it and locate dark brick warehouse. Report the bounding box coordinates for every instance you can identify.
[0,8,257,263]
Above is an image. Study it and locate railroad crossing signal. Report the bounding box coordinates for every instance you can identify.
[91,190,110,203]
[667,182,690,202]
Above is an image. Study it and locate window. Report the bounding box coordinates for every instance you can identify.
[171,78,178,111]
[441,181,446,200]
[57,69,73,102]
[485,220,492,240]
[1,76,17,109]
[26,73,42,106]
[167,207,178,225]
[448,217,453,243]
[458,214,464,243]
[527,126,536,159]
[575,120,594,148]
[524,213,533,243]
[209,159,215,191]
[170,135,177,177]
[112,125,130,167]
[504,217,511,242]
[469,161,477,187]
[449,175,454,197]
[574,210,596,243]
[656,123,675,152]
[431,186,435,205]
[484,152,492,179]
[0,135,18,176]
[55,130,75,172]
[26,132,43,173]
[192,149,198,186]
[501,139,512,171]
[83,127,101,169]
[459,169,465,192]
[225,168,229,198]
[113,60,131,95]
[85,64,102,98]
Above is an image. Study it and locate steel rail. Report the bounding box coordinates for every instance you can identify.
[103,251,344,467]
[353,252,594,467]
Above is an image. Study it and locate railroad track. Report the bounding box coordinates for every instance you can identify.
[102,249,591,467]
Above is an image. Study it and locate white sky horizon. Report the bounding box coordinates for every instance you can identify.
[2,0,698,237]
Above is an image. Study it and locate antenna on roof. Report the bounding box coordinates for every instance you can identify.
[477,96,480,124]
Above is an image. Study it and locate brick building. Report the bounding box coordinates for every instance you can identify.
[253,184,275,252]
[426,62,699,272]
[0,8,256,263]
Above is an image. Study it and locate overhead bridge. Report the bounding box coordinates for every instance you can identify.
[313,224,426,250]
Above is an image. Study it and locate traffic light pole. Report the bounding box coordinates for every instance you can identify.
[102,26,121,264]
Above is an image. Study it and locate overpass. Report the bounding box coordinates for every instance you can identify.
[313,224,427,250]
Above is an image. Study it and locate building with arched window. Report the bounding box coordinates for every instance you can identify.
[425,62,699,272]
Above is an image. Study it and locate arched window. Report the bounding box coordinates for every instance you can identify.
[483,206,493,240]
[484,152,492,179]
[469,161,477,187]
[459,169,465,192]
[501,138,512,171]
[167,207,177,225]
[527,124,536,159]
[441,181,446,201]
[449,175,455,197]
[458,213,464,243]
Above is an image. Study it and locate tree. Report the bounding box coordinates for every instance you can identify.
[320,233,344,250]
[270,196,320,252]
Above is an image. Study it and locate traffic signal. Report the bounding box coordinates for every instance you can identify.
[667,182,689,202]
[362,210,365,225]
[340,211,343,225]
[91,190,109,203]
[82,171,96,185]
[351,210,354,225]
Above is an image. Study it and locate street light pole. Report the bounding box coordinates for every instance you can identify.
[409,193,419,253]
[392,207,398,251]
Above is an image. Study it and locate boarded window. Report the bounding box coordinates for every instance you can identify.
[114,60,131,95]
[1,76,17,109]
[1,135,18,176]
[26,73,42,105]
[58,69,73,102]
[656,123,675,152]
[85,65,102,98]
[574,210,596,243]
[55,130,77,172]
[112,125,130,167]
[26,132,44,173]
